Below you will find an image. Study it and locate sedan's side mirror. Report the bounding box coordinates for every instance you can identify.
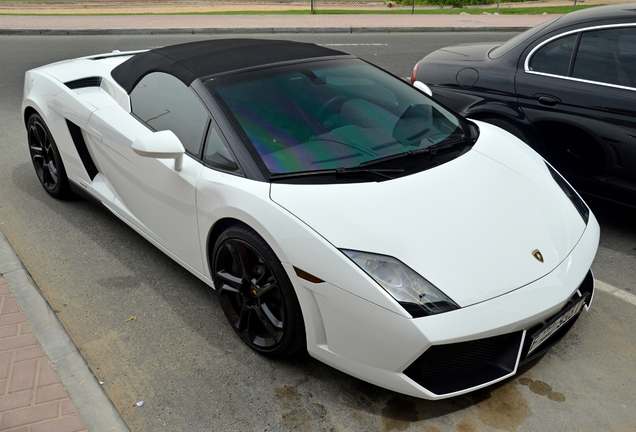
[131,130,185,171]
[413,81,433,97]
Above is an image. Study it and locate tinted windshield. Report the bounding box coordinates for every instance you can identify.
[207,58,470,176]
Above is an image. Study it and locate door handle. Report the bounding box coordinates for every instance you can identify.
[536,95,560,106]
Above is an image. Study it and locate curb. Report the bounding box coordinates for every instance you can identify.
[0,228,131,432]
[0,25,531,35]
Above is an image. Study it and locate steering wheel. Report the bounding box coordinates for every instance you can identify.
[316,96,348,127]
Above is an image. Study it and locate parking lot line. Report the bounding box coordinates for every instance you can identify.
[596,279,636,307]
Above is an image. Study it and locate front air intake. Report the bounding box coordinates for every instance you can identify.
[404,332,522,396]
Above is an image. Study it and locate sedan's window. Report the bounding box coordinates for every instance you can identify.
[130,72,208,156]
[572,27,636,88]
[489,17,559,59]
[529,34,577,76]
[207,59,469,176]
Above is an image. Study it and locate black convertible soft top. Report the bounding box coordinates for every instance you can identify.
[111,39,348,93]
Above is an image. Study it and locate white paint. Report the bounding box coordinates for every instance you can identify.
[271,122,595,307]
[23,50,603,401]
[596,280,636,307]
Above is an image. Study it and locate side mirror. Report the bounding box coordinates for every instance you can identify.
[413,81,433,97]
[132,130,185,171]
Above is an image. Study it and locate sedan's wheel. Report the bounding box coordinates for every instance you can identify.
[27,113,70,198]
[212,225,305,357]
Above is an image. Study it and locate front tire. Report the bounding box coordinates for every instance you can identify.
[27,113,70,199]
[212,225,305,358]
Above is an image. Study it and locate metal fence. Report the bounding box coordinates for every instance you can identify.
[310,0,632,14]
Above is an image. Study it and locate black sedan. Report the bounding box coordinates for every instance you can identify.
[412,3,636,207]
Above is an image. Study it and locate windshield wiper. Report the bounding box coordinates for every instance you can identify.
[358,147,432,168]
[359,135,475,168]
[269,135,475,182]
[269,167,404,181]
[427,136,476,155]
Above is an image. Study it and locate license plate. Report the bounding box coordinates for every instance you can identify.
[528,294,588,355]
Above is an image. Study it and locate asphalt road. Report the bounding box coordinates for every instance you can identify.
[1,33,635,432]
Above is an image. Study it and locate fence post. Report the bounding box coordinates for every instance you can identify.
[311,0,314,14]
[412,0,415,14]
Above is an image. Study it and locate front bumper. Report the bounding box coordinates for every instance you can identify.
[404,270,594,396]
[286,212,600,400]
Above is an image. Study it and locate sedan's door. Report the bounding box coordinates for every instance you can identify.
[88,72,207,273]
[515,25,636,203]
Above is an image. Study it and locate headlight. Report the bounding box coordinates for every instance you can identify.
[545,162,589,224]
[341,250,459,318]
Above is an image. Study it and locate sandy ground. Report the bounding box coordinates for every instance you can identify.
[3,1,312,14]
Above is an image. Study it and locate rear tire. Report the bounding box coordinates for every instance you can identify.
[536,123,604,177]
[27,113,71,199]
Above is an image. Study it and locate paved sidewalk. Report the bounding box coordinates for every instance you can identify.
[0,13,555,34]
[0,230,130,432]
[0,276,87,432]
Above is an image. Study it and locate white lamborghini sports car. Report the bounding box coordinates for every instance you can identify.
[22,39,599,400]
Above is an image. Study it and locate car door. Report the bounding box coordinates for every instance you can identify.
[88,71,207,273]
[515,25,636,203]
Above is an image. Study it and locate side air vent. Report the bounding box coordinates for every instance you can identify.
[65,77,102,90]
[66,120,99,180]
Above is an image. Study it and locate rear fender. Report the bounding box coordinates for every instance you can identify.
[429,86,546,155]
[23,71,97,185]
[468,111,546,156]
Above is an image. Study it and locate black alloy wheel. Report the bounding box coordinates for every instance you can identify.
[27,113,70,198]
[212,225,305,357]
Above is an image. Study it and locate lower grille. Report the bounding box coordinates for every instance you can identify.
[404,332,523,396]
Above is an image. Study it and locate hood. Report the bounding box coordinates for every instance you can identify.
[270,122,588,307]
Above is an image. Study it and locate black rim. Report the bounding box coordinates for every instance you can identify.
[214,239,285,351]
[28,120,59,192]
